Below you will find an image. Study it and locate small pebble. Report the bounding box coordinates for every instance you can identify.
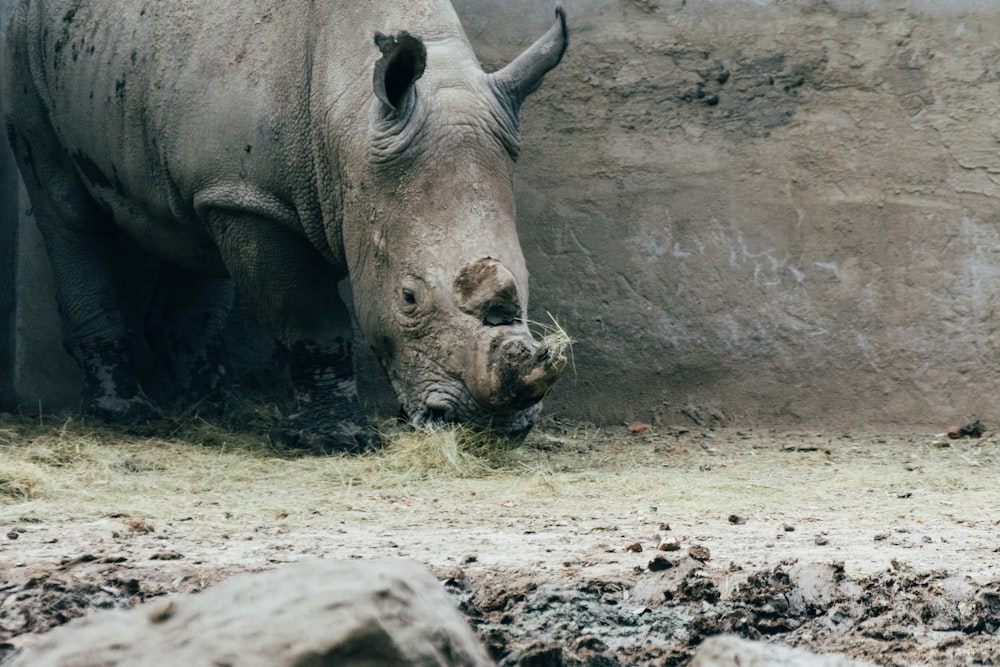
[147,600,176,624]
[688,545,711,562]
[648,555,675,572]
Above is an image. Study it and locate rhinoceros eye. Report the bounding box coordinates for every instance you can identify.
[399,279,425,318]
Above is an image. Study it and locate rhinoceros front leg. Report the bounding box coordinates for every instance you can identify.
[207,211,377,453]
[146,265,235,414]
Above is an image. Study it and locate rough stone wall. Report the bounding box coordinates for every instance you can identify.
[4,1,1000,430]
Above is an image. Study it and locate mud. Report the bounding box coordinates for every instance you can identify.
[447,559,1000,665]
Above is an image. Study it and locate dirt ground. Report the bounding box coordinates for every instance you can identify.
[1,414,999,666]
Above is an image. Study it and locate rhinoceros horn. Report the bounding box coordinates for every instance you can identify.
[489,6,568,111]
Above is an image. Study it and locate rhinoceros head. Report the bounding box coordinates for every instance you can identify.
[344,9,568,437]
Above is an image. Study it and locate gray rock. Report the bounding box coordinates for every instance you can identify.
[690,635,875,667]
[9,558,494,667]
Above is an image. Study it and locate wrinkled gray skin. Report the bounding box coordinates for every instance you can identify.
[3,0,568,451]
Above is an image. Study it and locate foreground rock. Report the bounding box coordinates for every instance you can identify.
[690,635,874,667]
[9,558,493,667]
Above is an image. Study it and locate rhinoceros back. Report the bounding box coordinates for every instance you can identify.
[3,0,470,272]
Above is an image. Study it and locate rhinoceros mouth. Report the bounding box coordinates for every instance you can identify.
[408,383,542,438]
[418,391,457,424]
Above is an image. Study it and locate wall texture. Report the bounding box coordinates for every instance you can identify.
[458,0,1000,429]
[4,1,1000,430]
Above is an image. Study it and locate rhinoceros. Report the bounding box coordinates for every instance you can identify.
[2,0,568,450]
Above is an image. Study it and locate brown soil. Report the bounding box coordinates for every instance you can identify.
[2,415,999,665]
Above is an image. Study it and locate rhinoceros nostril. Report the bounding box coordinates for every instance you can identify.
[483,303,517,327]
[427,407,448,423]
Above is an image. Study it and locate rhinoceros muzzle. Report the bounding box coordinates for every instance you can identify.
[473,329,566,411]
[397,256,567,437]
[404,326,566,437]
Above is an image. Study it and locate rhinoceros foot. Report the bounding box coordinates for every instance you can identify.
[76,340,161,424]
[270,415,382,455]
[86,390,161,425]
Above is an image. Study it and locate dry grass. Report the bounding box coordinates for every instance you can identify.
[363,423,524,481]
[0,461,44,501]
[0,415,549,524]
[2,414,999,531]
[529,312,575,373]
[0,321,583,525]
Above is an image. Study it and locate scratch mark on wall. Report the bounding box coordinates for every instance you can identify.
[856,333,882,373]
[626,233,666,262]
[960,214,1000,324]
[814,261,840,279]
[784,180,805,228]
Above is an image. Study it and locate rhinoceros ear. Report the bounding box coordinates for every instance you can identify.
[489,6,568,112]
[373,32,427,112]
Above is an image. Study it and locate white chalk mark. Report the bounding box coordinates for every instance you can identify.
[814,261,841,279]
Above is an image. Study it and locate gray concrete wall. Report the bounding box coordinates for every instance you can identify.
[5,0,1000,430]
[457,0,1000,429]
